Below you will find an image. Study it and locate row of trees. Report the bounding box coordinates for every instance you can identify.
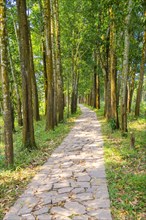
[0,0,64,166]
[60,0,145,130]
[0,0,145,166]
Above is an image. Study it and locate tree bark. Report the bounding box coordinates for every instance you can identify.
[8,45,23,126]
[0,0,14,165]
[16,0,36,149]
[94,50,100,109]
[55,0,64,122]
[44,0,54,130]
[110,8,119,128]
[121,0,133,132]
[29,31,40,121]
[127,65,136,113]
[135,30,146,116]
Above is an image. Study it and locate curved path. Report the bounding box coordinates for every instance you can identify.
[4,105,112,220]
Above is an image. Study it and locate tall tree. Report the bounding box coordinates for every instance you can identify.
[110,8,119,128]
[8,45,23,126]
[135,29,146,116]
[16,0,36,149]
[121,0,133,132]
[44,0,54,130]
[0,0,13,165]
[55,0,64,122]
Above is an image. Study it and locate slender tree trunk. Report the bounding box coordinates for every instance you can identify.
[55,0,64,122]
[16,0,36,149]
[0,0,14,165]
[121,0,133,132]
[71,54,78,114]
[51,0,57,126]
[29,33,40,121]
[94,50,100,109]
[127,65,136,113]
[110,8,119,128]
[38,0,48,115]
[44,0,54,130]
[135,30,146,116]
[8,45,23,126]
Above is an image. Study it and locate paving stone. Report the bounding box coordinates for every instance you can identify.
[52,193,68,204]
[58,187,73,194]
[21,214,35,220]
[37,214,51,220]
[33,206,49,215]
[75,192,93,201]
[52,215,71,220]
[77,181,90,188]
[36,184,52,192]
[89,170,106,178]
[3,215,21,220]
[64,201,86,215]
[84,199,110,209]
[77,174,91,182]
[72,216,89,220]
[54,182,70,189]
[87,209,112,219]
[72,187,85,194]
[50,207,72,216]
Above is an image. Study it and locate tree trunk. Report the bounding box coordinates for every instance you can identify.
[8,45,23,126]
[121,0,133,132]
[38,0,48,115]
[127,65,136,113]
[110,8,119,128]
[94,50,100,109]
[51,0,57,126]
[44,0,54,130]
[55,0,64,122]
[0,0,14,165]
[16,0,36,149]
[29,32,40,121]
[135,30,146,116]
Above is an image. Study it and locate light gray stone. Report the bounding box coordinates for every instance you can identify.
[72,187,85,194]
[64,201,86,215]
[54,182,70,189]
[88,209,112,219]
[75,192,93,201]
[50,207,72,216]
[21,214,35,220]
[77,175,91,182]
[3,215,21,220]
[72,216,89,220]
[37,214,51,220]
[52,193,68,204]
[33,206,49,215]
[77,181,90,188]
[58,187,73,194]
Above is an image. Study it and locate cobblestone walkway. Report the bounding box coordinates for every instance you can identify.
[4,105,112,220]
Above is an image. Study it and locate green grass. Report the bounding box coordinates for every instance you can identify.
[94,107,146,220]
[0,108,81,219]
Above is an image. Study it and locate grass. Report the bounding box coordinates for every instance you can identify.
[94,107,146,220]
[0,108,81,219]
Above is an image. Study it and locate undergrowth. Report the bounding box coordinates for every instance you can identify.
[0,108,81,219]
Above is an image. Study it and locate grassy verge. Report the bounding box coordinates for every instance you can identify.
[95,107,146,220]
[0,108,81,219]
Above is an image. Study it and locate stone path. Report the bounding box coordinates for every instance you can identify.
[4,105,112,220]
